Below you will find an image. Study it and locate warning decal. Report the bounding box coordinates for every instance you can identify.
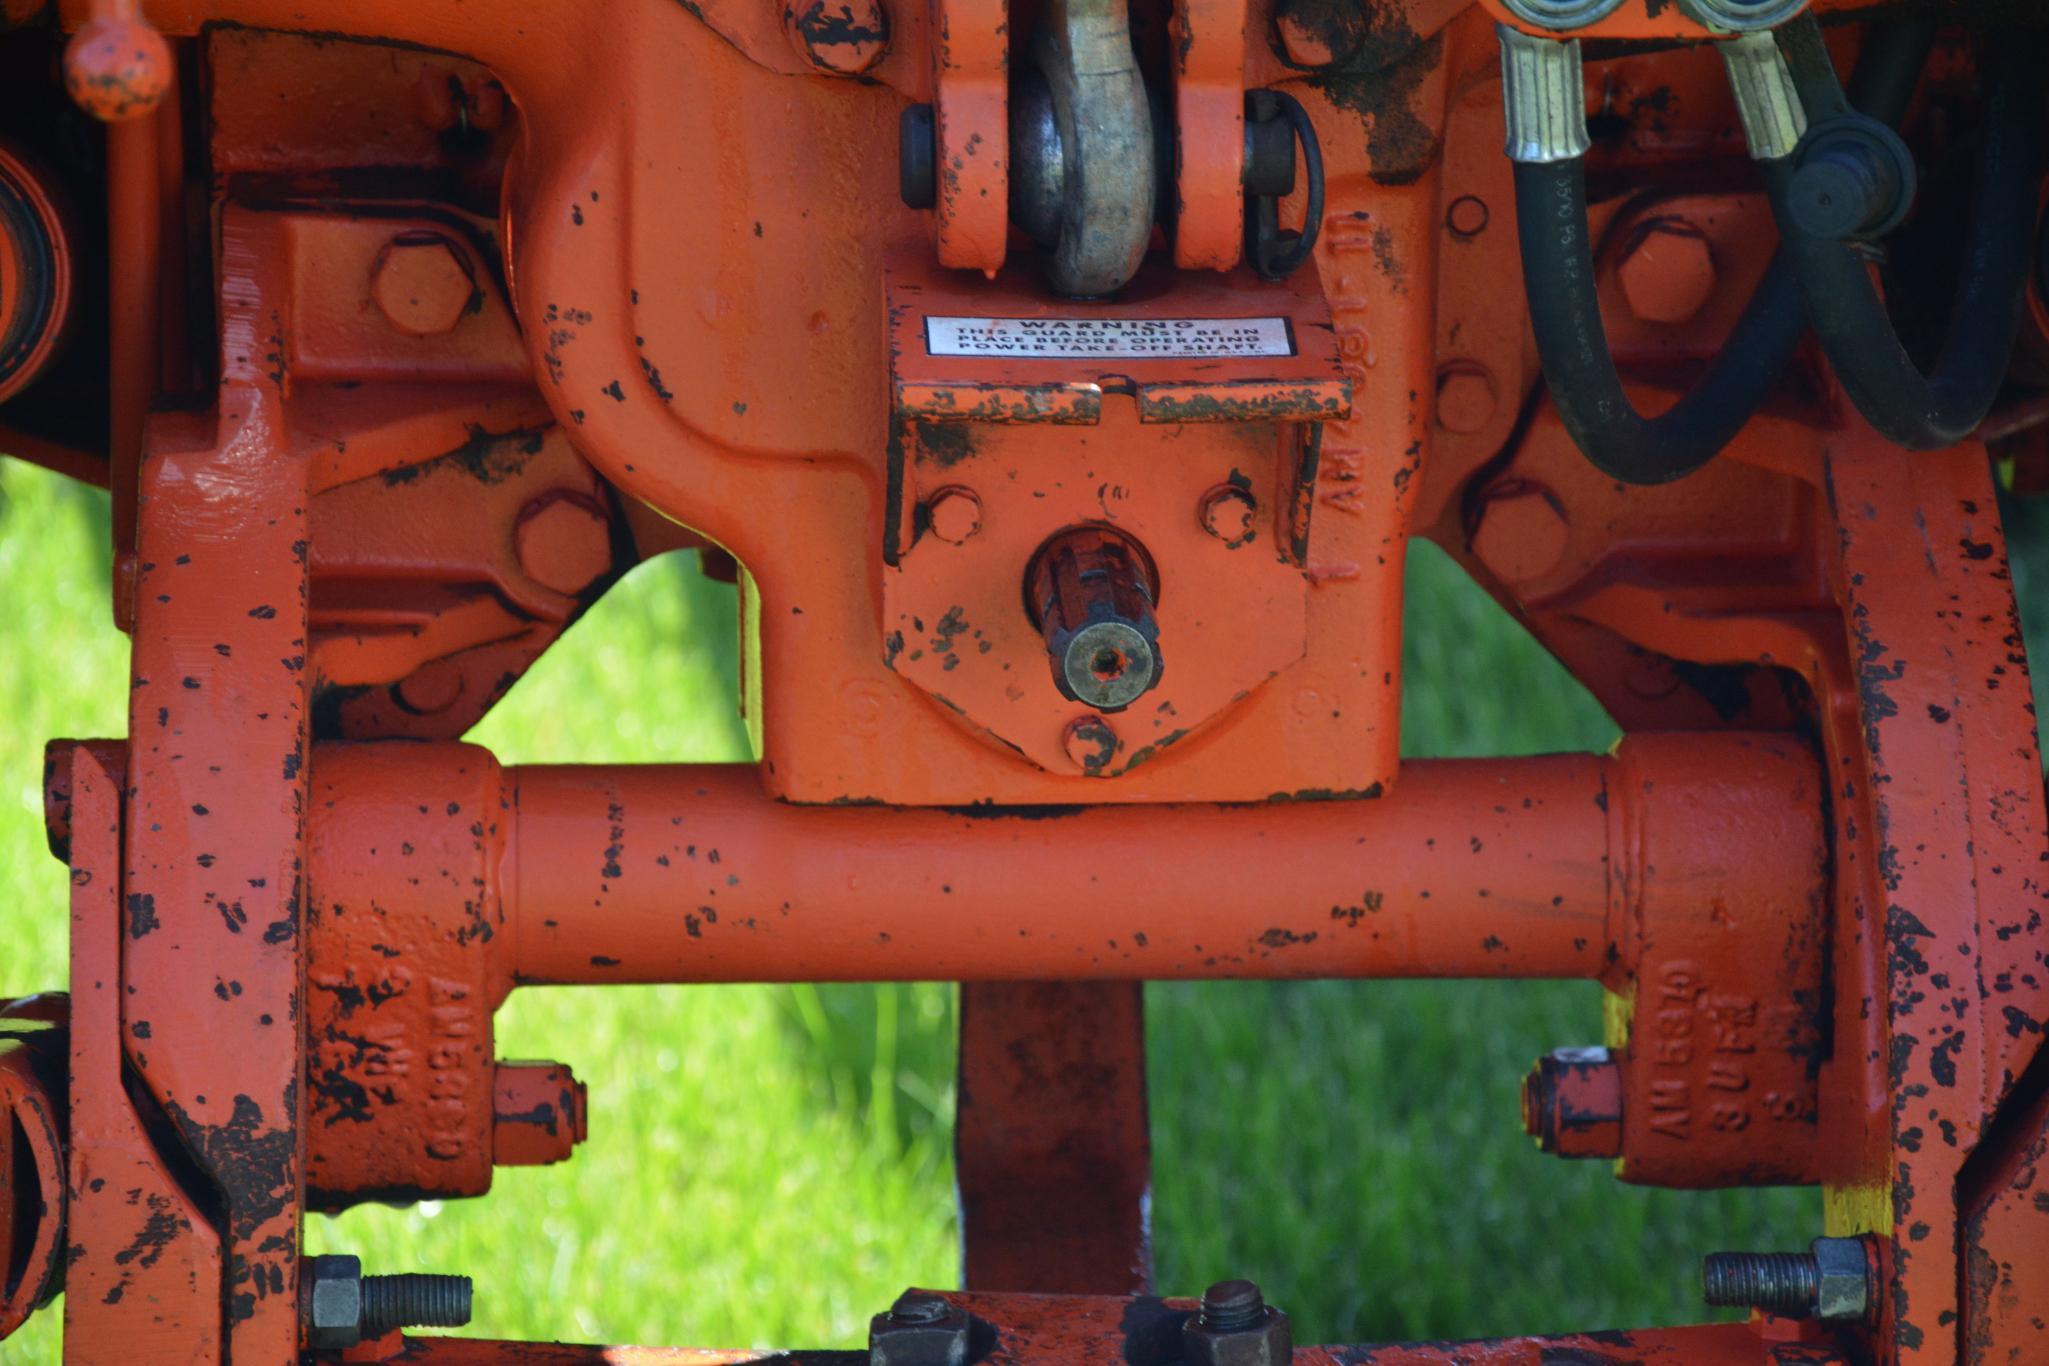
[924,315,1296,360]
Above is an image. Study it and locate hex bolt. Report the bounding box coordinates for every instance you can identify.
[1434,364,1497,435]
[869,1290,970,1366]
[783,0,891,75]
[889,1291,949,1324]
[1198,485,1258,548]
[1519,1045,1622,1160]
[1617,221,1717,327]
[1701,1237,1874,1322]
[361,1274,474,1335]
[925,488,983,545]
[1200,1281,1268,1332]
[1186,1279,1292,1366]
[370,234,478,337]
[1063,714,1120,777]
[514,491,614,597]
[302,1254,474,1351]
[491,1060,589,1168]
[1702,1252,1817,1314]
[1470,482,1570,587]
[395,658,465,716]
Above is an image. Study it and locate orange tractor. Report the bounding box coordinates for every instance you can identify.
[0,0,2046,1359]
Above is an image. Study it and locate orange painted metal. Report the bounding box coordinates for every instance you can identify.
[95,1,1427,808]
[490,1062,588,1169]
[1171,0,1248,271]
[304,742,508,1207]
[1,0,2046,1359]
[356,1319,1852,1366]
[1960,1066,2049,1363]
[956,983,1153,1293]
[254,733,1825,1208]
[1821,432,2049,1359]
[59,741,223,1361]
[117,207,313,1359]
[1599,735,1826,1189]
[880,255,1353,784]
[928,0,1008,274]
[499,741,1801,987]
[0,1014,64,1341]
[105,102,157,568]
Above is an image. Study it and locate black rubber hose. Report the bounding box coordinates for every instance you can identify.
[1768,29,2048,449]
[1514,157,1801,485]
[1510,21,1930,485]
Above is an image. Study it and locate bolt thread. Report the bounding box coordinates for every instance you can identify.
[1701,1253,1818,1313]
[1200,1280,1267,1332]
[890,1292,949,1324]
[360,1274,474,1334]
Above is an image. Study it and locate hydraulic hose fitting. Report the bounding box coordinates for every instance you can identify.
[1495,0,1624,33]
[1718,31,1806,161]
[1680,0,1810,33]
[1787,116,1916,242]
[1762,21,2047,448]
[1495,21,1808,485]
[1497,24,1589,165]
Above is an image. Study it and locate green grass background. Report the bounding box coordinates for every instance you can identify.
[0,454,1835,1359]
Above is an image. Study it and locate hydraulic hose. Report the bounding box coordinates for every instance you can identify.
[1512,157,1802,485]
[1504,20,1929,484]
[1766,29,2048,449]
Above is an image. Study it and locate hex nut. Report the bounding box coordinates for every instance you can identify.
[303,1254,365,1351]
[784,0,890,75]
[515,492,614,597]
[395,658,466,716]
[1198,485,1258,548]
[1434,364,1497,435]
[1811,1237,1872,1322]
[1521,1045,1623,1159]
[1185,1305,1291,1366]
[926,488,983,545]
[1617,221,1717,327]
[870,1292,971,1366]
[1471,482,1570,587]
[1063,714,1120,776]
[371,235,478,337]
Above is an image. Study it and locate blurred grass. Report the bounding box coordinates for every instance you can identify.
[0,453,1825,1360]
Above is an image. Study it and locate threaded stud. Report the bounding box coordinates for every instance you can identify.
[1702,1252,1819,1313]
[889,1291,950,1325]
[360,1273,474,1334]
[1199,1279,1268,1332]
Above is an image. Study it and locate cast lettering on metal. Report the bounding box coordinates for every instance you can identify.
[923,315,1297,359]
